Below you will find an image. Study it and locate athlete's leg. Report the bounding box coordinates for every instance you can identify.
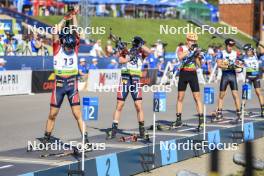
[189,72,202,114]
[176,91,185,116]
[255,87,264,117]
[107,75,129,139]
[217,91,226,110]
[107,100,125,139]
[176,71,188,120]
[113,100,125,123]
[172,91,185,127]
[230,73,241,119]
[71,105,85,134]
[231,90,241,110]
[215,73,229,119]
[255,88,264,106]
[134,100,146,137]
[134,100,144,122]
[192,92,203,114]
[45,78,64,139]
[45,106,60,136]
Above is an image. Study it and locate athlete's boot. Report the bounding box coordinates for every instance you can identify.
[171,113,183,127]
[212,109,223,122]
[234,110,242,123]
[197,114,204,132]
[41,132,53,148]
[139,121,149,141]
[106,122,118,139]
[84,132,92,151]
[261,105,264,118]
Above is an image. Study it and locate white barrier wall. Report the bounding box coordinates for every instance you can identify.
[0,70,32,96]
[80,69,121,92]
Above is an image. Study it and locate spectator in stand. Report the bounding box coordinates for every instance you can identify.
[31,34,42,56]
[172,58,180,75]
[79,58,89,76]
[154,39,164,58]
[4,33,18,56]
[201,49,213,81]
[105,40,113,57]
[90,39,105,58]
[156,58,166,84]
[0,35,4,56]
[78,58,89,90]
[145,47,159,69]
[89,58,99,69]
[10,37,18,54]
[3,32,11,55]
[0,58,7,71]
[107,59,118,69]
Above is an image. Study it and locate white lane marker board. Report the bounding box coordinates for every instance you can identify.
[0,164,13,170]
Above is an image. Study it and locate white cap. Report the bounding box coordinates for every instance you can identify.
[0,58,6,63]
[208,48,214,55]
[111,59,117,63]
[80,58,86,62]
[159,58,164,62]
[92,58,98,62]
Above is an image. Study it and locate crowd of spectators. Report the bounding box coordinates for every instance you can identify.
[0,31,52,56]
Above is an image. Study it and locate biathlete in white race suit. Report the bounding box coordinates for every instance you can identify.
[242,44,264,117]
[213,39,242,122]
[42,9,90,144]
[107,36,151,139]
[173,33,204,130]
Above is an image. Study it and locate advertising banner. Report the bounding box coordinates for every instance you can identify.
[0,70,32,96]
[31,71,55,93]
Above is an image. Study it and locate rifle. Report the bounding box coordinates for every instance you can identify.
[109,28,129,55]
[182,44,204,66]
[109,28,141,64]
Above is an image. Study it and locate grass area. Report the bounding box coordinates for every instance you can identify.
[207,21,257,47]
[35,16,255,52]
[207,0,218,6]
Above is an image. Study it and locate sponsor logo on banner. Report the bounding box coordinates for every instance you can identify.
[88,69,121,91]
[0,70,32,96]
[99,72,119,86]
[32,71,54,93]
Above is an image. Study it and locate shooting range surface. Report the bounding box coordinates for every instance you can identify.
[0,83,264,176]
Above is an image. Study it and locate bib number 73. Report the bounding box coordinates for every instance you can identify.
[64,58,74,66]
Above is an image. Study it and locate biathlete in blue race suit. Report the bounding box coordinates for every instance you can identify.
[43,8,90,145]
[107,36,152,139]
[213,38,242,122]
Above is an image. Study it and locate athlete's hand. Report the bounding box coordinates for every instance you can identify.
[183,50,189,57]
[221,60,229,69]
[64,14,73,20]
[72,5,80,15]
